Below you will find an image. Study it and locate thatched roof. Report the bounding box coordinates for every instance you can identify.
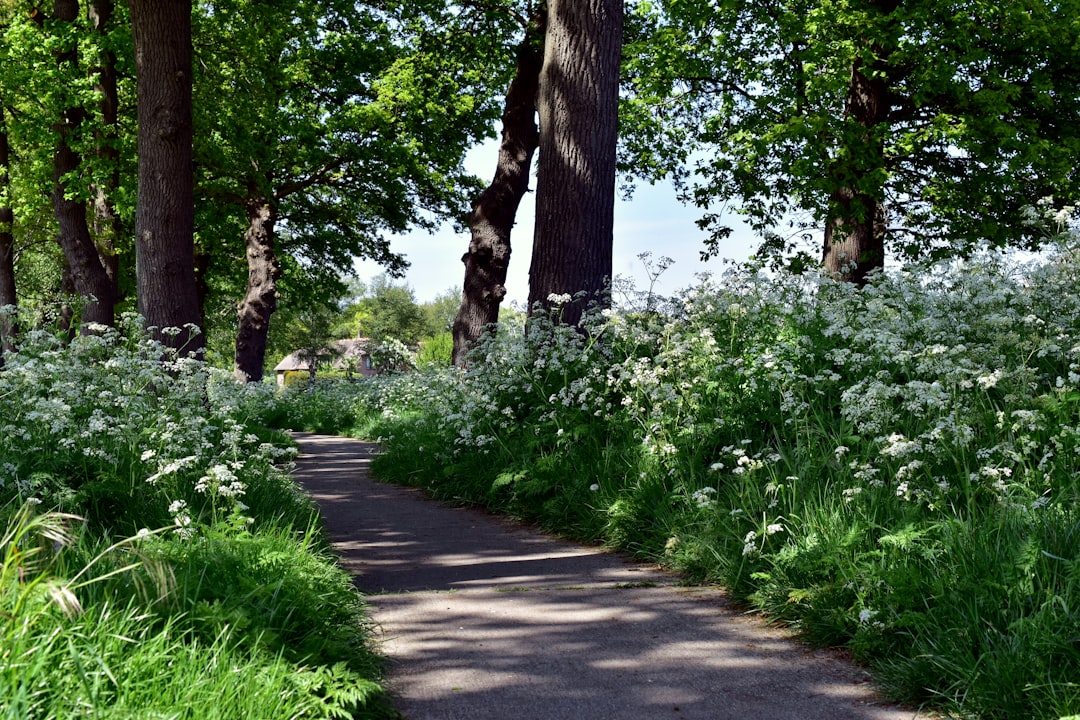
[273,338,371,373]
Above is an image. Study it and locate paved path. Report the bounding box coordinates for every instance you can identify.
[291,433,924,720]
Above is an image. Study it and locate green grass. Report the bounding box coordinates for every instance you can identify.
[0,319,395,719]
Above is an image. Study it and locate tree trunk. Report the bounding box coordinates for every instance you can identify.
[130,0,203,355]
[233,197,280,382]
[59,259,77,342]
[51,0,116,329]
[89,0,122,294]
[821,1,897,284]
[452,13,545,367]
[194,250,209,326]
[527,0,621,328]
[0,108,16,357]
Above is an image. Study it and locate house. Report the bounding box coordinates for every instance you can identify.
[273,338,376,386]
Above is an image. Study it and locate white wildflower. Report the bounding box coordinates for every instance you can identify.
[742,530,758,556]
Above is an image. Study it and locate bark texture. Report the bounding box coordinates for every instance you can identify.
[0,109,16,356]
[89,0,122,291]
[51,0,116,328]
[131,0,203,355]
[527,0,621,328]
[821,0,897,284]
[233,198,281,382]
[452,14,545,367]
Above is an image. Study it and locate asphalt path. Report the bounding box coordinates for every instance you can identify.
[290,433,925,720]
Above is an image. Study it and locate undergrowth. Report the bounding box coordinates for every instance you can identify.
[274,247,1080,720]
[0,318,394,719]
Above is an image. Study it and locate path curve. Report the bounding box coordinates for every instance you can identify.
[291,433,923,720]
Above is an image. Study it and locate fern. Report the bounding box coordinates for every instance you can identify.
[292,663,382,719]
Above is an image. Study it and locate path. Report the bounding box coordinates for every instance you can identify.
[291,433,923,720]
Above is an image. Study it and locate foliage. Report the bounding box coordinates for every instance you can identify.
[192,0,491,267]
[334,275,461,347]
[278,230,1080,718]
[336,274,428,344]
[417,330,453,368]
[421,287,462,337]
[0,318,393,718]
[622,0,1080,267]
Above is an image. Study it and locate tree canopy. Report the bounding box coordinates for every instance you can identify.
[0,0,1077,367]
[622,0,1080,276]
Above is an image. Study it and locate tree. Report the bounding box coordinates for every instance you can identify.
[130,0,203,354]
[0,106,15,355]
[526,0,622,326]
[624,0,1080,281]
[192,0,498,381]
[452,5,545,366]
[87,0,124,295]
[0,2,135,335]
[422,287,462,339]
[819,0,897,284]
[45,0,117,327]
[348,274,426,346]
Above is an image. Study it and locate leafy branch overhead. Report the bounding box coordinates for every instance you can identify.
[621,0,1080,276]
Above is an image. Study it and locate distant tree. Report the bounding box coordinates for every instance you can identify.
[416,330,453,367]
[351,275,426,345]
[289,305,338,386]
[130,0,203,353]
[262,259,347,373]
[527,0,622,326]
[423,287,462,338]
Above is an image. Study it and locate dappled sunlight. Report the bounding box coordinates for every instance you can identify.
[292,433,920,720]
[374,587,904,720]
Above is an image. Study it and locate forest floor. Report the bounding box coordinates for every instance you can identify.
[291,432,928,720]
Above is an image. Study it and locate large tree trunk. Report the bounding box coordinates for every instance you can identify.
[233,197,280,382]
[0,108,16,357]
[527,0,621,328]
[89,0,122,294]
[821,1,896,284]
[130,0,203,355]
[452,13,545,367]
[51,0,116,329]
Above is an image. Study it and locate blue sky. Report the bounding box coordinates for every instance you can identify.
[354,141,761,305]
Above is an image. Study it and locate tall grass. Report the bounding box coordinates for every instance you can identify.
[0,317,393,719]
[278,245,1080,719]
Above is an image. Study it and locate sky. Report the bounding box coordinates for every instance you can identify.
[354,141,762,306]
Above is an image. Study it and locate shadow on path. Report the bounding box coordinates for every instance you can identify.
[291,433,924,720]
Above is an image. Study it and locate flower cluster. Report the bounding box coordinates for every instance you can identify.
[0,314,296,534]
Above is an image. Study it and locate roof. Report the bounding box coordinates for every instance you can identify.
[273,338,371,372]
